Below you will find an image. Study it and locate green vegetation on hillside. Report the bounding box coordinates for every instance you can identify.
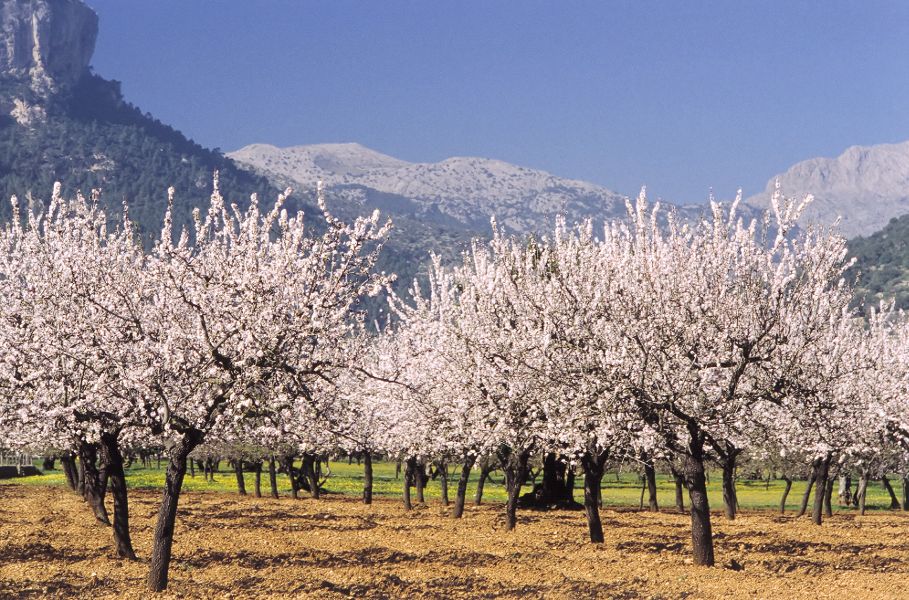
[0,73,286,246]
[848,213,909,310]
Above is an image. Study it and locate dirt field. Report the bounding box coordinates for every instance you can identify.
[1,484,907,599]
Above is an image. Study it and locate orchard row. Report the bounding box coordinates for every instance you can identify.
[1,180,906,591]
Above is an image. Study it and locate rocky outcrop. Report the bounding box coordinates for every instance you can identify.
[745,141,909,238]
[0,0,97,107]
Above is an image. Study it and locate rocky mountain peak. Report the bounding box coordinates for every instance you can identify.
[745,141,909,238]
[0,0,97,121]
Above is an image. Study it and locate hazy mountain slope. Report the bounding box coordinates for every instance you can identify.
[746,141,909,238]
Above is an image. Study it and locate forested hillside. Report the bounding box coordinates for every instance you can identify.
[848,214,909,310]
[0,74,282,246]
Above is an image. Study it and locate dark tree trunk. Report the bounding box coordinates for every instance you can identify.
[566,467,576,504]
[501,449,531,531]
[253,461,262,498]
[453,455,475,518]
[438,462,449,506]
[672,469,685,513]
[882,476,901,509]
[415,461,426,505]
[721,454,738,520]
[302,454,320,499]
[282,456,299,499]
[268,457,279,499]
[42,456,55,471]
[582,450,608,543]
[797,462,818,517]
[780,477,793,514]
[643,454,659,512]
[403,458,414,510]
[61,453,78,492]
[526,453,576,507]
[474,464,491,506]
[234,460,247,496]
[99,432,137,560]
[147,429,203,592]
[901,476,909,511]
[812,456,831,526]
[824,474,834,517]
[76,452,86,494]
[363,453,373,505]
[78,442,111,525]
[684,429,714,566]
[189,458,195,478]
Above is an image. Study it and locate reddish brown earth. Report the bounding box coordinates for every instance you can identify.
[0,484,907,598]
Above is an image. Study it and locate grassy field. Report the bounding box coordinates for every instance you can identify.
[4,458,901,512]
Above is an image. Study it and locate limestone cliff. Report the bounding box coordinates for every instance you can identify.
[0,0,97,121]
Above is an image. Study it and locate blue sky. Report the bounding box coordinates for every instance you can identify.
[86,1,909,203]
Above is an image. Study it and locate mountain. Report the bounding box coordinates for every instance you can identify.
[228,142,630,235]
[745,141,909,239]
[0,0,286,246]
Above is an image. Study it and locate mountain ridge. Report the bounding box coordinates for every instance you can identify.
[745,140,909,238]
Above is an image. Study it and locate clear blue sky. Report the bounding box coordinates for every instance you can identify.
[85,1,909,203]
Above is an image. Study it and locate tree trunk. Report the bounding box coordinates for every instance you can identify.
[721,454,738,520]
[502,449,531,531]
[253,461,262,498]
[475,464,491,505]
[234,460,247,496]
[302,454,320,499]
[882,476,901,509]
[812,456,830,526]
[779,477,793,515]
[797,462,818,517]
[76,451,86,494]
[438,462,449,506]
[644,455,659,512]
[403,458,414,510]
[189,458,195,478]
[901,476,909,511]
[668,465,685,513]
[684,430,714,566]
[78,442,111,525]
[283,456,299,499]
[268,457,279,499]
[582,450,607,543]
[147,429,203,592]
[415,461,426,505]
[363,453,373,505]
[42,456,55,471]
[453,455,475,518]
[61,453,78,492]
[824,474,834,517]
[99,432,137,560]
[837,474,852,506]
[857,474,869,515]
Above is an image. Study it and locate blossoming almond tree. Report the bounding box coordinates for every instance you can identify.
[0,185,148,558]
[141,179,390,591]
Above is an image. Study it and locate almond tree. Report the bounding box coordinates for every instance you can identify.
[614,186,856,565]
[0,185,147,558]
[142,179,390,591]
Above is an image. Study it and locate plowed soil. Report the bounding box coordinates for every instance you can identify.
[1,484,907,598]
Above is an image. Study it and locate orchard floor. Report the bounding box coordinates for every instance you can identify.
[1,485,908,599]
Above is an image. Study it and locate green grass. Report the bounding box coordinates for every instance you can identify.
[3,458,902,513]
